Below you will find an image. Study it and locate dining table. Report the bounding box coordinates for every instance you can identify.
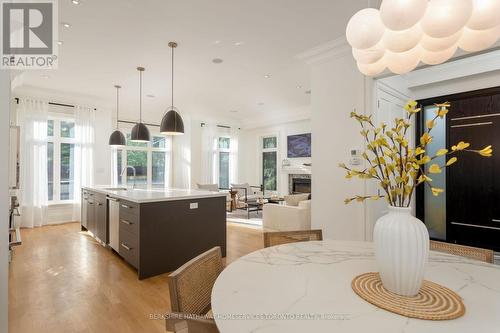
[211,240,500,333]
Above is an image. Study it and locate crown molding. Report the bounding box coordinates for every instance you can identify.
[296,36,351,65]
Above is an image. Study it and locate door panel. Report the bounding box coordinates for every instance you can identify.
[447,114,500,250]
[366,88,409,240]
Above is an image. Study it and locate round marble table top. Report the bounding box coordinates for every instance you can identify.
[212,240,500,333]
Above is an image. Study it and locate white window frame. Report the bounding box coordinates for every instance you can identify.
[260,134,279,195]
[216,136,231,189]
[47,114,77,204]
[113,129,172,189]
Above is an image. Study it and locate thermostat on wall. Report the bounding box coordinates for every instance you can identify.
[349,149,362,166]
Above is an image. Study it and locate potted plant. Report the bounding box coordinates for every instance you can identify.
[340,101,492,296]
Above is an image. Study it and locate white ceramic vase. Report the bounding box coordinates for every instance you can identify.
[373,206,429,297]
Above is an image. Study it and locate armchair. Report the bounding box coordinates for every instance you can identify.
[230,183,264,218]
[263,200,311,231]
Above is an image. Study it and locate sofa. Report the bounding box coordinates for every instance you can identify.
[263,194,311,231]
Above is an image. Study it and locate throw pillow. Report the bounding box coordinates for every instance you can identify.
[284,193,310,206]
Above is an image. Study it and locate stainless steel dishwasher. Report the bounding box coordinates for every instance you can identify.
[107,196,120,252]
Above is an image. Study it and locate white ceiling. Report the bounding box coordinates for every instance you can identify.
[17,0,369,126]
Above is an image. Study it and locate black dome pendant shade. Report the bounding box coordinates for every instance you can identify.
[160,109,184,135]
[109,129,126,146]
[160,42,184,135]
[109,85,126,147]
[130,67,151,142]
[131,122,150,142]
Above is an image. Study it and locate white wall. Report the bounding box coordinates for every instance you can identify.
[239,119,311,195]
[1,71,10,333]
[310,53,373,241]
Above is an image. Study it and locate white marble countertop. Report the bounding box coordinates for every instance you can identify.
[212,240,500,333]
[82,185,227,203]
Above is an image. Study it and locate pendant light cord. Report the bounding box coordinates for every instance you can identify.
[140,69,143,123]
[116,86,119,129]
[171,45,174,109]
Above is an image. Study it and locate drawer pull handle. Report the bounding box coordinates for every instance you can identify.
[120,219,133,225]
[97,203,103,206]
[121,243,132,251]
[121,204,132,209]
[493,219,500,223]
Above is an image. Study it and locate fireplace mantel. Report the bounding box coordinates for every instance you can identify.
[282,165,311,175]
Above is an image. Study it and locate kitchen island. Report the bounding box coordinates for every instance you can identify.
[81,186,227,279]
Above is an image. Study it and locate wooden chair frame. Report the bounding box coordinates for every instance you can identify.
[263,229,323,248]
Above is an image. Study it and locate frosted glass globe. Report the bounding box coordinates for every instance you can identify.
[357,57,386,76]
[467,0,500,30]
[458,26,500,52]
[420,30,463,51]
[386,46,422,74]
[352,43,385,64]
[380,0,428,31]
[383,24,423,53]
[421,0,473,38]
[346,8,386,50]
[420,45,457,65]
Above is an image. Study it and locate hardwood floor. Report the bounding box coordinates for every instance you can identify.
[8,222,264,333]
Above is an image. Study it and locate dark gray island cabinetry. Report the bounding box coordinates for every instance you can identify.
[81,187,227,279]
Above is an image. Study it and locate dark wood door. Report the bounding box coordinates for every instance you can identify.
[447,96,500,250]
[86,196,96,235]
[94,194,107,243]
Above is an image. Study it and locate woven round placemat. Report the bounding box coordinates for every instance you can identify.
[352,272,465,320]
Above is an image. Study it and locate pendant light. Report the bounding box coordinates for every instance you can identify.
[109,85,126,146]
[160,42,184,135]
[130,66,151,142]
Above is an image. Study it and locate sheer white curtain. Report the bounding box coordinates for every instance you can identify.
[229,127,239,184]
[172,114,191,189]
[18,99,49,228]
[72,105,95,221]
[200,123,218,184]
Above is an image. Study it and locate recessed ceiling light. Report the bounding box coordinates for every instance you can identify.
[62,22,71,28]
[305,90,312,95]
[296,85,302,89]
[264,74,271,79]
[257,102,265,106]
[71,0,81,5]
[233,41,245,46]
[146,94,155,98]
[57,40,64,45]
[212,58,223,64]
[213,40,222,45]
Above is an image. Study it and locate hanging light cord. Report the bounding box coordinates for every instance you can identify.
[116,87,119,129]
[139,69,143,123]
[171,45,174,109]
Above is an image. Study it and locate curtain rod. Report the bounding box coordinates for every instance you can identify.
[200,122,238,130]
[118,119,160,128]
[14,97,97,111]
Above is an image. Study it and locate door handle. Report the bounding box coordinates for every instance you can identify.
[120,219,133,225]
[107,197,119,202]
[120,243,132,251]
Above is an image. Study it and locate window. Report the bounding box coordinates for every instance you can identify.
[217,137,230,189]
[113,133,171,188]
[262,136,278,194]
[47,117,76,203]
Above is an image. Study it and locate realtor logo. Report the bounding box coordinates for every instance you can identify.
[1,0,58,69]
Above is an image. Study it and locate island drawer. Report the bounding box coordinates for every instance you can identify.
[119,200,139,217]
[119,228,139,269]
[119,214,139,235]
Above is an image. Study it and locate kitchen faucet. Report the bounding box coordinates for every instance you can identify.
[120,166,136,189]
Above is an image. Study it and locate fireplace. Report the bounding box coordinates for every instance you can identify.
[289,174,311,194]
